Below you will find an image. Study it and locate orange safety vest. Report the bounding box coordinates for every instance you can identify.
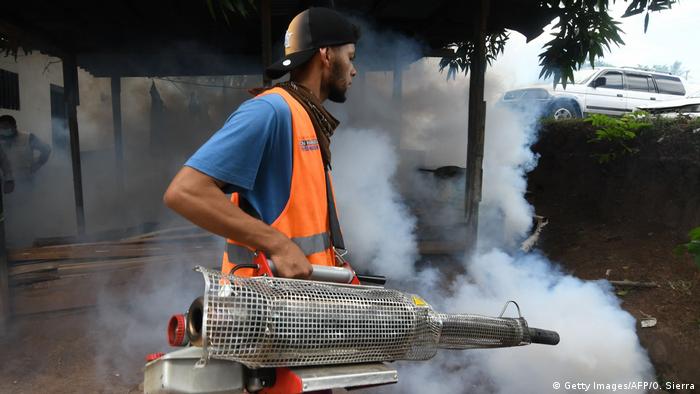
[221,87,337,276]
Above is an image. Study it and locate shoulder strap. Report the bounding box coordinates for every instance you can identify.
[324,169,345,251]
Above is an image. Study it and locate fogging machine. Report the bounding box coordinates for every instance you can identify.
[144,254,559,393]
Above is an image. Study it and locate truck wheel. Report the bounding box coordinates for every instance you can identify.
[550,101,580,120]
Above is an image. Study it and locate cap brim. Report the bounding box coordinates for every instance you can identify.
[265,48,317,80]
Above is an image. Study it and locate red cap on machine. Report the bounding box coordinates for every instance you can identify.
[167,314,188,347]
[145,352,165,362]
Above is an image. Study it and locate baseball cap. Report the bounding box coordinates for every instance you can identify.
[265,7,360,80]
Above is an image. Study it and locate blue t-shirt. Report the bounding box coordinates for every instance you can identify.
[185,93,293,224]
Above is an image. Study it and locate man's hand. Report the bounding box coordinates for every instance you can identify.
[267,239,313,279]
[3,180,14,194]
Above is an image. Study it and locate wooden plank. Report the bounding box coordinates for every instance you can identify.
[8,240,220,261]
[9,252,220,315]
[8,262,61,276]
[121,232,216,244]
[609,280,659,288]
[118,225,203,242]
[57,251,217,275]
[10,267,143,315]
[10,272,61,286]
[22,231,215,252]
[8,250,219,276]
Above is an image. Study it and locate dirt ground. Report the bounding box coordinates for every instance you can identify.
[528,119,700,392]
[0,308,144,393]
[533,204,700,391]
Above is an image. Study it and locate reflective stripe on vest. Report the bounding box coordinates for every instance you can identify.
[221,87,337,276]
[226,232,331,263]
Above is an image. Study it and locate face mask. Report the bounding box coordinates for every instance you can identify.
[0,127,15,138]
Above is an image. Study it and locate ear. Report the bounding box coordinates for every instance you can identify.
[318,47,332,68]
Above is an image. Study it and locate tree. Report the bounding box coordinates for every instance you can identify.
[440,0,678,87]
[205,0,256,24]
[636,61,689,78]
[438,32,510,80]
[593,59,616,68]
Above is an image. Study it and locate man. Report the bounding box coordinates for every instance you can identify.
[0,115,51,182]
[164,7,358,279]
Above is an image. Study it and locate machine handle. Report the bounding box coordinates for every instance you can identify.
[266,259,356,284]
[528,327,560,345]
[356,274,387,286]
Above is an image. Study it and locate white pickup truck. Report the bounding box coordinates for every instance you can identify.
[501,67,688,119]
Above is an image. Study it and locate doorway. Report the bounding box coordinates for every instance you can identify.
[50,84,68,151]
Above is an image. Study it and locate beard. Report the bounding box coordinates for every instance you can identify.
[327,61,348,103]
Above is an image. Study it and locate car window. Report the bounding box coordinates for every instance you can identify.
[626,74,655,92]
[522,89,549,99]
[600,71,623,89]
[654,75,686,95]
[503,90,525,100]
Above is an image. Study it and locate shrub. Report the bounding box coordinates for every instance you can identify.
[586,111,651,163]
[675,227,700,270]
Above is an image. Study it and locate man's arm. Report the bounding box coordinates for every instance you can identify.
[29,134,51,172]
[163,166,312,279]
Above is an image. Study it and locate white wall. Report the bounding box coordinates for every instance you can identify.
[0,52,115,152]
[0,52,63,144]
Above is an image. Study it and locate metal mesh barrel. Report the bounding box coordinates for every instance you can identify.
[197,267,531,368]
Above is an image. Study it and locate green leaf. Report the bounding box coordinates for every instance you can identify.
[687,241,700,255]
[644,12,650,33]
[206,0,217,19]
[688,226,700,241]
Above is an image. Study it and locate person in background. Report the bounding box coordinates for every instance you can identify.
[0,115,51,182]
[0,143,13,194]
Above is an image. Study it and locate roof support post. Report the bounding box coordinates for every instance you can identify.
[465,0,490,254]
[62,54,86,236]
[110,77,125,199]
[0,190,9,328]
[393,59,403,148]
[260,0,272,87]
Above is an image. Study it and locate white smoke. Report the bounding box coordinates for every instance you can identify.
[332,128,418,281]
[478,105,539,249]
[331,38,654,393]
[389,249,654,394]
